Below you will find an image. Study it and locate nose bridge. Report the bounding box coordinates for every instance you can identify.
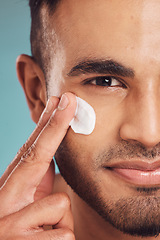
[120,84,160,147]
[139,86,158,133]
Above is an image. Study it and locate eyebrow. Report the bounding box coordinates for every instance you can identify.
[67,59,135,78]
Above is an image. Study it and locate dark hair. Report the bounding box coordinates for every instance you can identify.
[29,0,59,18]
[28,0,60,81]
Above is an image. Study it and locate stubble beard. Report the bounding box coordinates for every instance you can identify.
[55,138,160,238]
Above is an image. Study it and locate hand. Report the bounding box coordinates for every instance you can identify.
[0,93,77,239]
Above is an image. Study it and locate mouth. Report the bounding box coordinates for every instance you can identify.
[104,160,160,186]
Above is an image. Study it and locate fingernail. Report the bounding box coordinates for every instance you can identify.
[45,98,53,113]
[58,94,69,110]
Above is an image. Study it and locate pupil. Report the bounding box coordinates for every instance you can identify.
[96,77,111,86]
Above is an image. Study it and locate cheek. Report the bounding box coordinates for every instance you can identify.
[95,105,123,147]
[60,81,127,152]
[65,102,123,166]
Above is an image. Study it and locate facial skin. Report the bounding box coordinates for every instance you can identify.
[18,0,160,239]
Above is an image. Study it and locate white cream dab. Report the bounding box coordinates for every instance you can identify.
[69,97,96,135]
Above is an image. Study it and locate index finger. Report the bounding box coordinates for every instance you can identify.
[0,96,59,188]
[0,93,77,213]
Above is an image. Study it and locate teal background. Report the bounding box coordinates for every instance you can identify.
[0,0,34,176]
[0,0,59,176]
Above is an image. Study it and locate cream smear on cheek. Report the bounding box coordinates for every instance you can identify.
[69,97,96,135]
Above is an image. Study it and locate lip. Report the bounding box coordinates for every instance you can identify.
[105,160,160,171]
[104,160,160,186]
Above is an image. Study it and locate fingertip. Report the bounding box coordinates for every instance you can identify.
[58,93,77,110]
[61,92,77,113]
[45,96,59,114]
[57,94,70,111]
[47,93,77,133]
[54,92,77,119]
[39,96,59,123]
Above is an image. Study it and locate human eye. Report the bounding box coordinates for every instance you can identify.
[83,76,127,88]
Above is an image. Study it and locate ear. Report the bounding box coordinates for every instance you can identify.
[16,54,47,124]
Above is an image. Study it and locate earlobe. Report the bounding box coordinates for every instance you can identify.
[16,54,47,124]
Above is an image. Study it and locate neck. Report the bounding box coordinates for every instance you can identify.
[67,187,160,240]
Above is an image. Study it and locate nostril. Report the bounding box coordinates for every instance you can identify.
[119,122,160,148]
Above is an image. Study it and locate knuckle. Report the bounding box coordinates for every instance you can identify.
[32,198,44,212]
[14,142,29,162]
[35,193,71,210]
[62,229,75,240]
[20,143,39,164]
[17,142,28,156]
[56,193,71,210]
[32,195,56,213]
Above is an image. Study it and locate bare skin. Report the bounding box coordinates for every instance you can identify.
[2,0,160,239]
[0,93,77,239]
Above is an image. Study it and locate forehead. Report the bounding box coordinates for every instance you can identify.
[48,0,160,72]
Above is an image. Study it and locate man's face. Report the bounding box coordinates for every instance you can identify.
[45,0,160,237]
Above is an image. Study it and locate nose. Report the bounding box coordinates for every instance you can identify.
[120,86,160,148]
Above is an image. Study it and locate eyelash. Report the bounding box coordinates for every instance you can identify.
[83,76,127,89]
